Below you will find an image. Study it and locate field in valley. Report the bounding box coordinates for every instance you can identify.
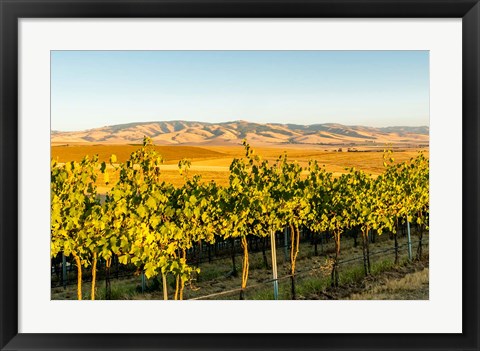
[51,144,429,190]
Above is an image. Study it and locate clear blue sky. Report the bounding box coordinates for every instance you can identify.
[51,51,429,131]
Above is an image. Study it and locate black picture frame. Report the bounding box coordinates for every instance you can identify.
[1,0,478,350]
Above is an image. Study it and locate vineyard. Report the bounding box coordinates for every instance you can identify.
[51,138,429,300]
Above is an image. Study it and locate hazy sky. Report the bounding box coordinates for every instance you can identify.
[51,51,429,131]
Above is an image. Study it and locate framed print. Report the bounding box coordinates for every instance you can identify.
[1,0,479,350]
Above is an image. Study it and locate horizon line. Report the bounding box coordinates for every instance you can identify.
[52,119,430,133]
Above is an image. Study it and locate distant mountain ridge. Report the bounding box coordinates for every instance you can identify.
[51,120,429,146]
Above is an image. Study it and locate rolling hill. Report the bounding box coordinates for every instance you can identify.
[51,120,429,147]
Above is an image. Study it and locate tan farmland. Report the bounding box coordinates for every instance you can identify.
[51,144,429,191]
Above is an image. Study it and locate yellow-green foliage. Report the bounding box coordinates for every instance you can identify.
[51,140,429,300]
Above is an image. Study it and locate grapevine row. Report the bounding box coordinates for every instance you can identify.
[51,138,429,300]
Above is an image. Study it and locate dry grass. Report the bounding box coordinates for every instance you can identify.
[348,268,429,300]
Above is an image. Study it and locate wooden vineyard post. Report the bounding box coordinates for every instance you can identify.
[270,230,279,300]
[73,254,82,300]
[283,227,289,261]
[162,273,168,300]
[105,258,112,300]
[407,220,413,261]
[230,238,237,277]
[62,253,67,290]
[91,253,97,300]
[141,271,146,293]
